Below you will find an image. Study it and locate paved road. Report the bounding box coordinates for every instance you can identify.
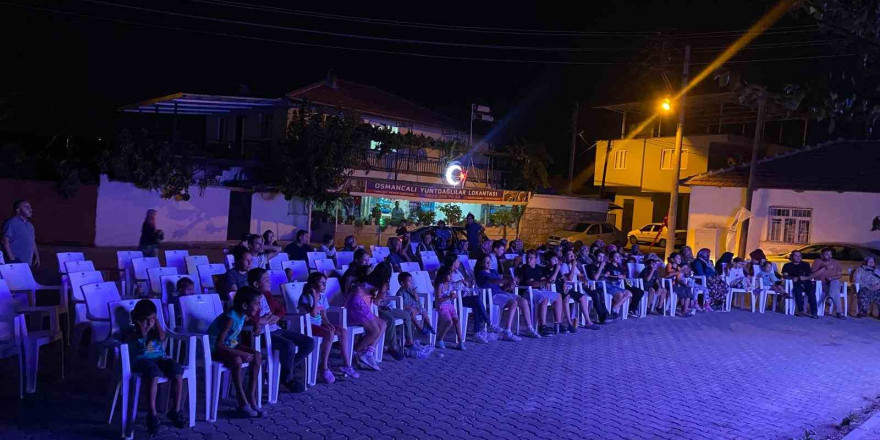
[4,310,880,440]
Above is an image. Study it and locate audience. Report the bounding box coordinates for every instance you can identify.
[666,252,694,316]
[433,265,466,350]
[284,230,314,262]
[559,249,600,330]
[262,230,279,247]
[375,266,417,359]
[464,213,483,257]
[811,248,845,319]
[782,250,818,319]
[640,255,668,315]
[443,253,494,343]
[344,263,391,370]
[342,235,358,252]
[395,272,435,336]
[317,234,337,258]
[474,254,537,340]
[386,236,409,272]
[298,272,359,382]
[248,234,279,270]
[755,261,786,308]
[517,250,564,336]
[691,248,728,311]
[853,257,880,318]
[222,246,252,302]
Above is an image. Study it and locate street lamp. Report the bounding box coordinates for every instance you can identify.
[660,98,672,113]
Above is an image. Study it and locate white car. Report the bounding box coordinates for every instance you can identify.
[627,223,686,248]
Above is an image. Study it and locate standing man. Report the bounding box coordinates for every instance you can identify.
[464,213,484,259]
[782,250,819,319]
[811,248,845,319]
[435,220,452,255]
[284,230,314,261]
[390,201,405,227]
[2,200,39,268]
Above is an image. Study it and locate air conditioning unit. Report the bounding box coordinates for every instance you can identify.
[694,228,726,258]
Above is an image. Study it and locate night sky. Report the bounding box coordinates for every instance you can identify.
[1,0,835,179]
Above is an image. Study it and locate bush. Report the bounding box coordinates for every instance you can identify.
[438,204,462,225]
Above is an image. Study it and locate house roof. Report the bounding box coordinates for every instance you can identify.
[682,140,880,193]
[287,78,462,131]
[117,93,285,116]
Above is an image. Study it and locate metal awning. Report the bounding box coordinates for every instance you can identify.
[117,93,286,116]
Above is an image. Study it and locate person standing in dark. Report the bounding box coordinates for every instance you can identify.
[464,213,483,258]
[138,209,163,258]
[284,230,314,261]
[782,250,818,318]
[2,199,39,267]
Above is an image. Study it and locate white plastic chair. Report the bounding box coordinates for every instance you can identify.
[82,281,123,368]
[0,263,68,345]
[370,246,390,262]
[314,259,337,275]
[147,267,179,296]
[399,262,421,272]
[56,252,85,310]
[177,294,262,421]
[412,271,438,345]
[661,278,679,317]
[728,273,756,313]
[116,251,144,297]
[131,257,160,295]
[0,279,25,399]
[68,270,105,350]
[762,279,794,315]
[815,280,849,317]
[64,260,95,275]
[266,270,287,296]
[306,252,327,270]
[626,262,647,317]
[164,250,190,275]
[225,254,234,269]
[0,250,5,264]
[106,298,197,438]
[280,282,329,388]
[281,260,309,282]
[159,274,200,321]
[268,253,289,271]
[335,252,354,268]
[185,255,210,276]
[197,264,228,294]
[321,278,372,363]
[420,252,441,272]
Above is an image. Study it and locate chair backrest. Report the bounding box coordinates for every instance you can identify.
[177,294,224,335]
[147,267,179,294]
[108,298,168,339]
[0,263,36,291]
[163,250,189,274]
[371,246,390,261]
[267,270,288,296]
[197,264,228,290]
[65,260,95,274]
[504,253,519,261]
[389,272,401,293]
[323,277,343,304]
[0,279,19,347]
[68,270,105,302]
[116,250,144,271]
[131,257,160,280]
[184,255,210,275]
[412,270,434,295]
[627,262,645,279]
[281,260,309,282]
[335,251,354,268]
[306,252,327,269]
[81,281,122,321]
[159,274,200,306]
[400,262,421,272]
[315,259,337,273]
[281,282,306,313]
[56,252,85,274]
[226,254,235,269]
[0,250,4,265]
[268,253,289,271]
[420,252,441,272]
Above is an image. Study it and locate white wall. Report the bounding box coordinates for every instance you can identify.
[748,189,880,254]
[526,194,609,213]
[686,186,745,254]
[95,175,231,246]
[250,193,308,241]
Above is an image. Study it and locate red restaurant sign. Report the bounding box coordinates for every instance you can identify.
[362,180,529,205]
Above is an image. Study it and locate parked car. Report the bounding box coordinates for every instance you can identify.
[765,243,880,279]
[547,222,626,248]
[626,223,686,248]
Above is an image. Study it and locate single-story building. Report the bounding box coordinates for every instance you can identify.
[682,140,880,258]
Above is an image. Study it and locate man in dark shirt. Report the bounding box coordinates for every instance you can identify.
[464,213,483,258]
[386,236,408,272]
[222,245,252,302]
[782,250,818,318]
[284,230,314,261]
[585,253,614,324]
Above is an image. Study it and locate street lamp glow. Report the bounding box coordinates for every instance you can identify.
[660,98,672,112]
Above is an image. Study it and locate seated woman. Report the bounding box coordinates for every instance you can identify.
[640,255,669,314]
[608,251,644,317]
[297,272,358,383]
[343,263,391,371]
[691,248,729,311]
[517,250,565,336]
[585,250,633,320]
[558,249,600,330]
[853,257,880,318]
[666,252,694,316]
[474,254,538,340]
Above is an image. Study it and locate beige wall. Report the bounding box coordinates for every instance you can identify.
[686,186,745,255]
[612,194,654,232]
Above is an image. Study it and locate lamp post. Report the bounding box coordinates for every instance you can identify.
[664,45,690,260]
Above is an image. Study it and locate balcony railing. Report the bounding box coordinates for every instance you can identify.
[355,149,510,187]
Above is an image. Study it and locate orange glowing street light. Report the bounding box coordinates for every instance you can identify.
[660,98,672,112]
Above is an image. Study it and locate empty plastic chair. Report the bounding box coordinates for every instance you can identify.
[163,250,189,275]
[116,251,144,297]
[281,260,309,282]
[185,255,210,276]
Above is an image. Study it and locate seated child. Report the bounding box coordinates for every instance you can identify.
[434,266,464,350]
[396,272,434,335]
[755,260,786,298]
[726,258,752,290]
[121,300,185,434]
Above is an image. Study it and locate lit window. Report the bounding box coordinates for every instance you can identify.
[613,150,628,169]
[767,207,811,244]
[660,149,688,170]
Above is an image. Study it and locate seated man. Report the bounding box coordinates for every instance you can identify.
[516,250,565,337]
[221,245,252,303]
[811,247,845,319]
[248,233,279,270]
[585,250,630,321]
[782,250,818,318]
[283,230,314,261]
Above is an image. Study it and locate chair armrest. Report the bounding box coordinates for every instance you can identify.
[16,305,59,313]
[282,313,309,333]
[35,284,63,291]
[326,307,348,328]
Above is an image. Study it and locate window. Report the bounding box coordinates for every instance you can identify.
[601,224,614,234]
[217,118,227,141]
[613,150,628,169]
[660,149,688,170]
[640,225,653,233]
[767,207,812,244]
[586,224,599,235]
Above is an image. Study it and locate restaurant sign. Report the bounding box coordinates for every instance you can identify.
[361,180,529,205]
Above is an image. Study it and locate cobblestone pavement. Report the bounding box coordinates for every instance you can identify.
[4,310,880,440]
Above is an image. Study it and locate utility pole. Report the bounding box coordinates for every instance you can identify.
[598,139,612,199]
[568,102,579,195]
[737,89,767,258]
[664,44,690,259]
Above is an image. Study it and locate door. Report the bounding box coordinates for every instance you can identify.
[227,191,253,240]
[621,199,635,234]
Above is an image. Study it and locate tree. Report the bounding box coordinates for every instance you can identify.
[416,206,436,226]
[503,139,551,192]
[489,206,524,239]
[438,203,463,225]
[103,128,200,200]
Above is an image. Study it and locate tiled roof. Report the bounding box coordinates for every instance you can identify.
[682,140,880,193]
[287,78,462,131]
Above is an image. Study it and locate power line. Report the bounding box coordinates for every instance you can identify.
[0,2,637,65]
[692,39,844,51]
[690,53,855,65]
[78,0,645,52]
